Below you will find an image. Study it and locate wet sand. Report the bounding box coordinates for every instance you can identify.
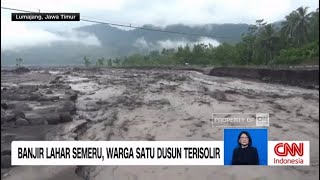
[1,68,319,180]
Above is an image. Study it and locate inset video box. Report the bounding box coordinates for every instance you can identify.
[11,13,80,21]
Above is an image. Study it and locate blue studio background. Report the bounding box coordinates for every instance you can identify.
[224,128,268,165]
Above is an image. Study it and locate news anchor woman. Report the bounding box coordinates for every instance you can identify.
[232,131,259,165]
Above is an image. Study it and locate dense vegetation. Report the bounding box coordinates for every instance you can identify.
[103,6,318,67]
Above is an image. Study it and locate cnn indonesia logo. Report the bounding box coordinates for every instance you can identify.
[273,142,304,164]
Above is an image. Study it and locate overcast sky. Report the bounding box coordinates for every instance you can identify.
[1,0,319,50]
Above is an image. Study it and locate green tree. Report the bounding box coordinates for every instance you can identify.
[192,44,209,64]
[96,57,105,67]
[175,46,185,64]
[237,25,257,65]
[149,50,160,57]
[294,6,312,45]
[281,11,299,46]
[161,48,168,55]
[114,58,121,66]
[281,6,312,46]
[15,58,23,67]
[309,8,319,41]
[108,58,112,66]
[212,43,237,66]
[258,24,280,64]
[84,56,91,67]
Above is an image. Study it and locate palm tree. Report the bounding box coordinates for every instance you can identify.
[281,6,312,46]
[281,12,299,45]
[294,6,312,45]
[259,24,279,64]
[309,8,319,40]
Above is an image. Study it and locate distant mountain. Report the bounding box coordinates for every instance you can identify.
[77,23,250,45]
[1,23,251,66]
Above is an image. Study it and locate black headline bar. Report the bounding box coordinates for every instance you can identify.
[11,13,80,21]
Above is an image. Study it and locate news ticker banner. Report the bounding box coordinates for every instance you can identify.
[12,141,223,166]
[12,141,309,166]
[212,113,270,127]
[11,13,80,21]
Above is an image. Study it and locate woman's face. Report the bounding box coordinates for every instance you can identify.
[239,133,249,146]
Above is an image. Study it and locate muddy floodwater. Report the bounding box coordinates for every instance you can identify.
[1,68,319,180]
